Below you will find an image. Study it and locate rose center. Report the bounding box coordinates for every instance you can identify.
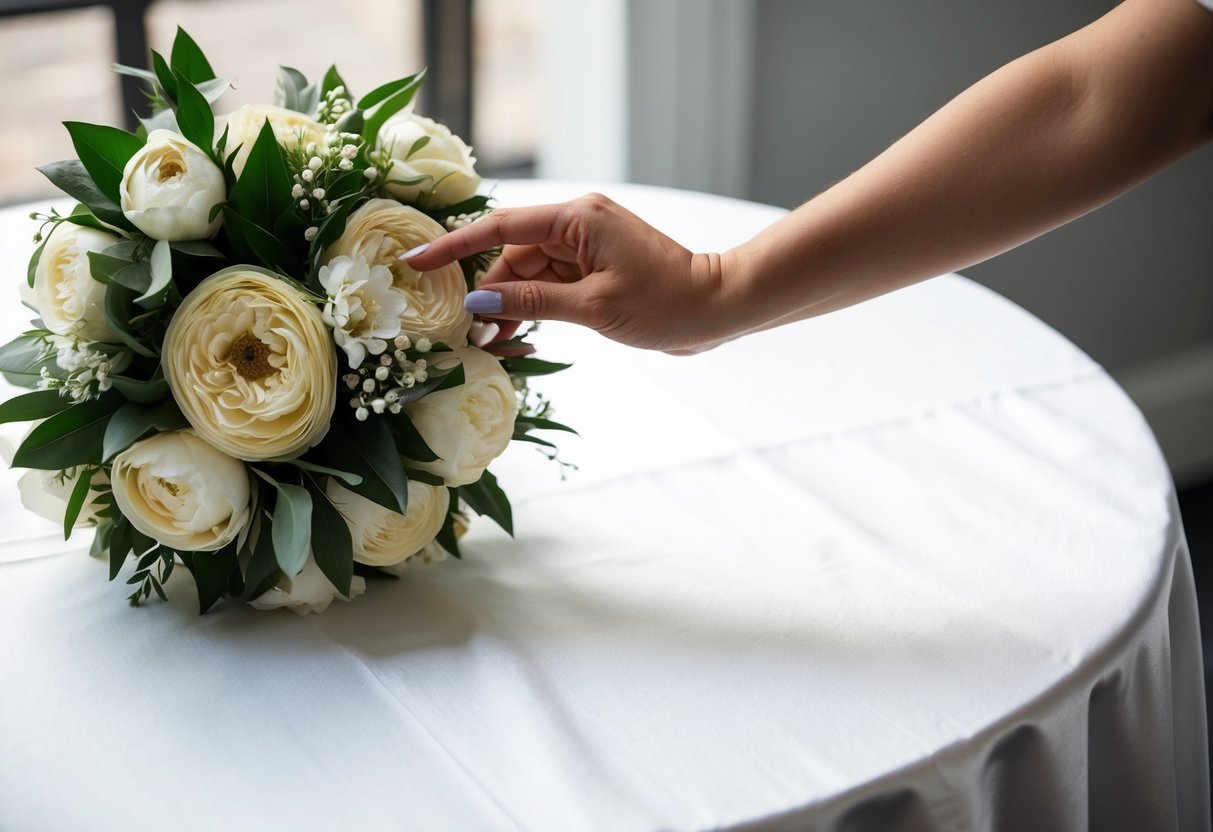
[229,334,276,380]
[157,158,186,182]
[157,478,180,497]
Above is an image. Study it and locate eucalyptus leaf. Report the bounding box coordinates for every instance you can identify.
[0,336,50,388]
[108,373,169,403]
[279,458,363,486]
[271,482,312,577]
[104,283,158,357]
[196,78,232,105]
[169,240,224,258]
[276,66,311,113]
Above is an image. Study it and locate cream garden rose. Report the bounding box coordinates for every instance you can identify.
[325,479,449,567]
[18,466,106,528]
[404,347,517,486]
[110,431,251,552]
[163,267,336,461]
[247,555,366,615]
[379,111,480,208]
[34,223,122,342]
[120,130,225,241]
[222,105,328,178]
[326,199,471,346]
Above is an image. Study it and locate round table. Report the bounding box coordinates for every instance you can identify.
[0,181,1206,832]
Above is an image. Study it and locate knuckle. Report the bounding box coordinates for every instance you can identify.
[517,281,544,319]
[578,192,614,213]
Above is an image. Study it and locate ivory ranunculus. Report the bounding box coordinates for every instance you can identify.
[110,431,251,552]
[222,105,328,178]
[120,130,225,240]
[326,199,471,346]
[162,266,337,461]
[379,112,480,208]
[18,466,106,528]
[247,555,366,615]
[34,223,122,342]
[325,479,449,566]
[404,347,516,486]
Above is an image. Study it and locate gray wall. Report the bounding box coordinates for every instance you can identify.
[749,0,1213,374]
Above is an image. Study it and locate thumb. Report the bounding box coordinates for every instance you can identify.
[465,280,595,327]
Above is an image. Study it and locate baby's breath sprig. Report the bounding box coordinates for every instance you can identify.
[37,336,128,403]
[343,334,435,421]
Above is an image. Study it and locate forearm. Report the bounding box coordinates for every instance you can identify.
[720,0,1213,335]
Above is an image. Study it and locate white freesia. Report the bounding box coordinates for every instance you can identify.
[247,555,366,615]
[318,255,407,369]
[34,224,122,342]
[379,111,480,208]
[325,479,449,567]
[110,431,251,552]
[326,199,471,346]
[120,130,225,240]
[18,466,106,528]
[221,104,328,178]
[162,266,337,461]
[404,347,517,486]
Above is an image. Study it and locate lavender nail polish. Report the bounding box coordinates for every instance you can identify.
[398,242,430,260]
[465,290,504,314]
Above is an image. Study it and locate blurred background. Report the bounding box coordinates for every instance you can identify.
[2,0,1211,719]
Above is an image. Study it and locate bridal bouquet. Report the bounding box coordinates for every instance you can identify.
[0,29,572,614]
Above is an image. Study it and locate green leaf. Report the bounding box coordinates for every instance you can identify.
[307,414,408,514]
[27,233,48,289]
[459,469,513,536]
[108,516,132,580]
[361,70,425,147]
[393,362,465,406]
[512,432,557,449]
[242,513,282,601]
[222,208,295,271]
[515,416,578,435]
[108,373,169,403]
[402,467,445,487]
[62,466,95,540]
[277,66,315,114]
[0,389,74,424]
[170,240,224,258]
[151,51,179,104]
[357,71,423,110]
[112,64,158,86]
[279,458,362,486]
[406,135,431,159]
[385,410,438,461]
[228,119,295,223]
[172,70,215,157]
[0,336,50,387]
[320,65,348,98]
[435,501,462,559]
[63,122,144,204]
[271,482,312,577]
[179,543,238,614]
[61,205,116,234]
[12,393,123,470]
[37,160,130,229]
[137,239,173,304]
[104,283,158,358]
[196,78,231,105]
[304,476,353,597]
[102,398,188,461]
[504,357,572,377]
[169,27,216,84]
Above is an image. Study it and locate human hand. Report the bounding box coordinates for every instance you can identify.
[403,193,734,354]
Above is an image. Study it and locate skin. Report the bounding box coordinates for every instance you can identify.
[406,0,1213,354]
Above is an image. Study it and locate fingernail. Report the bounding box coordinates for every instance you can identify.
[398,242,430,261]
[469,320,501,348]
[465,289,504,315]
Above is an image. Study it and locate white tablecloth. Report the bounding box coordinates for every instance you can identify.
[0,181,1206,832]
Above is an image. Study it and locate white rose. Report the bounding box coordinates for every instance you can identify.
[404,347,517,486]
[18,466,106,528]
[325,199,471,346]
[381,512,466,574]
[222,105,328,178]
[325,478,449,567]
[162,266,337,461]
[246,554,366,615]
[34,223,122,342]
[120,130,226,241]
[110,431,251,552]
[379,112,480,208]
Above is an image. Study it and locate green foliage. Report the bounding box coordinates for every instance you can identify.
[178,544,238,613]
[36,160,130,230]
[459,469,513,537]
[0,389,75,424]
[63,121,144,204]
[62,466,97,539]
[306,413,409,514]
[0,335,51,388]
[304,476,353,597]
[360,70,425,148]
[102,399,188,461]
[169,27,216,84]
[12,393,123,470]
[270,480,312,578]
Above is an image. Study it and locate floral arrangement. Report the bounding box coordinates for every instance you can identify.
[0,29,572,614]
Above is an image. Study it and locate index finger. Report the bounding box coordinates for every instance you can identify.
[402,203,568,270]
